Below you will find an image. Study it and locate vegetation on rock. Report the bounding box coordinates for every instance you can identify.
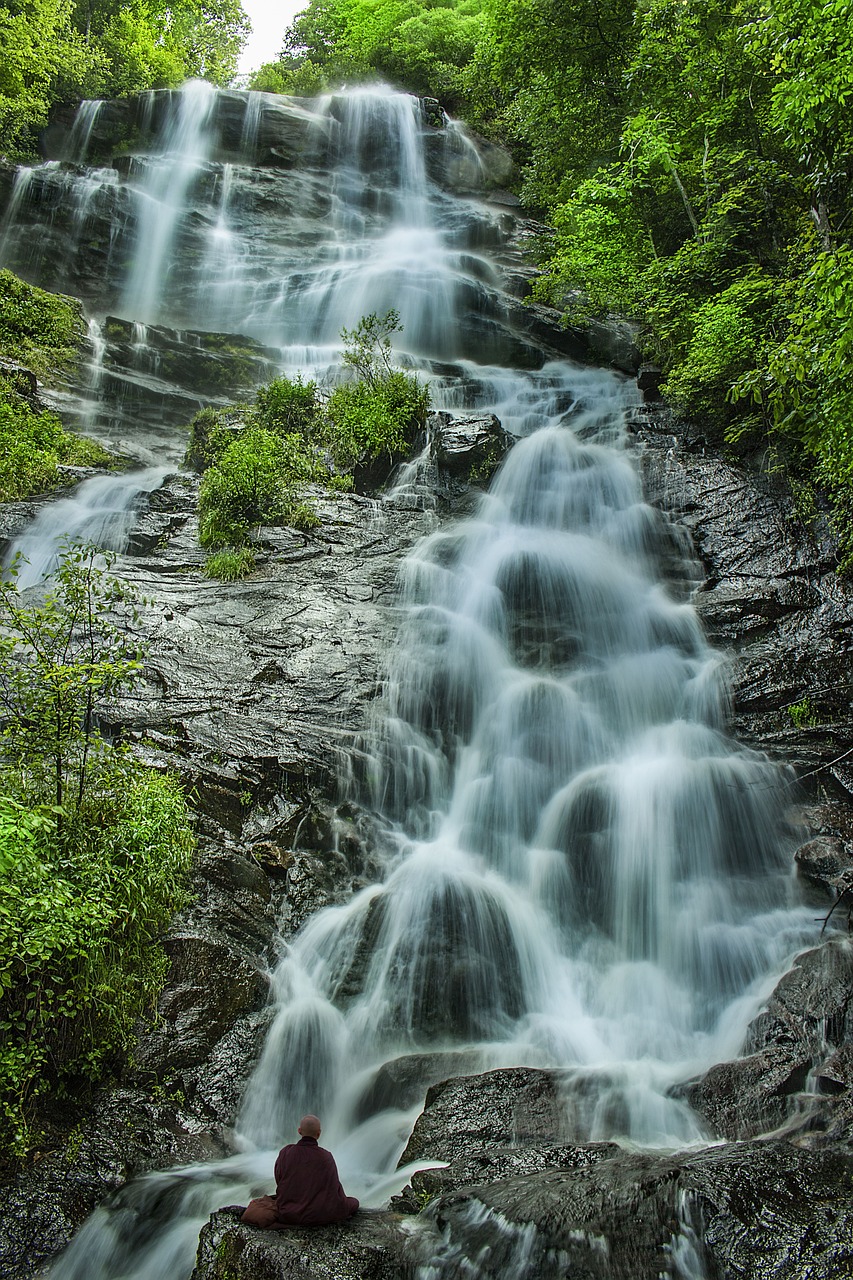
[0,546,194,1158]
[190,311,428,567]
[0,271,115,499]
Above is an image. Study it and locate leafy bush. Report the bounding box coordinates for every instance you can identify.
[0,379,113,501]
[0,544,142,817]
[198,427,320,547]
[191,314,427,550]
[0,769,193,1155]
[0,548,194,1156]
[327,370,429,470]
[661,273,779,438]
[185,406,246,473]
[0,273,114,499]
[254,375,319,439]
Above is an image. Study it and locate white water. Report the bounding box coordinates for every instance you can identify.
[0,85,816,1278]
[8,468,169,588]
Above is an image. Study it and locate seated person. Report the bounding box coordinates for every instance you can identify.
[240,1115,359,1229]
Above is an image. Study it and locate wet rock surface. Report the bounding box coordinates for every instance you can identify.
[7,400,853,1280]
[3,1089,223,1280]
[683,937,853,1142]
[425,1138,853,1280]
[632,403,853,793]
[191,1207,414,1280]
[392,1065,619,1214]
[5,359,853,1280]
[430,410,514,481]
[189,1134,853,1280]
[0,474,441,1278]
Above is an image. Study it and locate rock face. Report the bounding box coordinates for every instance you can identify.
[188,1117,853,1280]
[0,405,521,1278]
[192,1207,414,1280]
[183,401,853,1280]
[632,403,853,789]
[423,1139,853,1280]
[429,411,514,482]
[683,937,853,1142]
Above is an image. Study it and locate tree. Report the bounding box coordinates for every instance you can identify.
[0,0,104,154]
[0,545,194,1155]
[0,0,251,155]
[0,543,142,825]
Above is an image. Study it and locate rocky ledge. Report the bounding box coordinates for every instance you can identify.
[192,1068,853,1279]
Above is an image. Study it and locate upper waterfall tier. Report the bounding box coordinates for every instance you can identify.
[0,83,602,461]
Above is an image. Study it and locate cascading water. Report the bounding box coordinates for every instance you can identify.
[0,85,817,1277]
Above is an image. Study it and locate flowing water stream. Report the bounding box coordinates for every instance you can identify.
[0,85,816,1278]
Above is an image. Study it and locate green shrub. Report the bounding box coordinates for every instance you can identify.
[661,273,778,438]
[185,406,247,474]
[0,769,193,1155]
[198,427,319,547]
[204,546,256,581]
[191,315,428,550]
[327,370,429,470]
[787,697,819,729]
[0,387,115,501]
[254,375,319,439]
[0,547,194,1156]
[0,273,113,499]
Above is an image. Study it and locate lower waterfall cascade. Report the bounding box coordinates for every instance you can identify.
[0,83,823,1279]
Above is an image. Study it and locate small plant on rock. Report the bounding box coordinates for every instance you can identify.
[204,546,256,581]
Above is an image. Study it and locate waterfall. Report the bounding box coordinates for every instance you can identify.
[0,85,816,1279]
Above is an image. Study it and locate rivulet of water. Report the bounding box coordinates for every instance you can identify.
[0,85,816,1279]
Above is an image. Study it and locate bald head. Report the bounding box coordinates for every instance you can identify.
[298,1114,321,1139]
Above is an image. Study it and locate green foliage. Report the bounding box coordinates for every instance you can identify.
[0,272,113,498]
[0,768,193,1154]
[0,0,105,156]
[185,406,245,474]
[258,0,484,105]
[0,544,142,817]
[327,370,428,469]
[192,314,427,549]
[0,379,113,501]
[0,0,250,156]
[787,697,819,729]
[533,177,650,319]
[248,58,330,96]
[198,427,300,547]
[0,269,84,376]
[662,272,779,436]
[204,546,256,580]
[331,310,428,466]
[339,309,400,386]
[254,374,319,438]
[0,547,193,1155]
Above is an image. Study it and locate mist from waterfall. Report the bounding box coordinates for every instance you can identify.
[0,85,816,1279]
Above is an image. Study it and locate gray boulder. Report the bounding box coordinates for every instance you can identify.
[430,411,514,481]
[682,938,853,1141]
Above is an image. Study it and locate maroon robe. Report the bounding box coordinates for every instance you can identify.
[241,1136,359,1229]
